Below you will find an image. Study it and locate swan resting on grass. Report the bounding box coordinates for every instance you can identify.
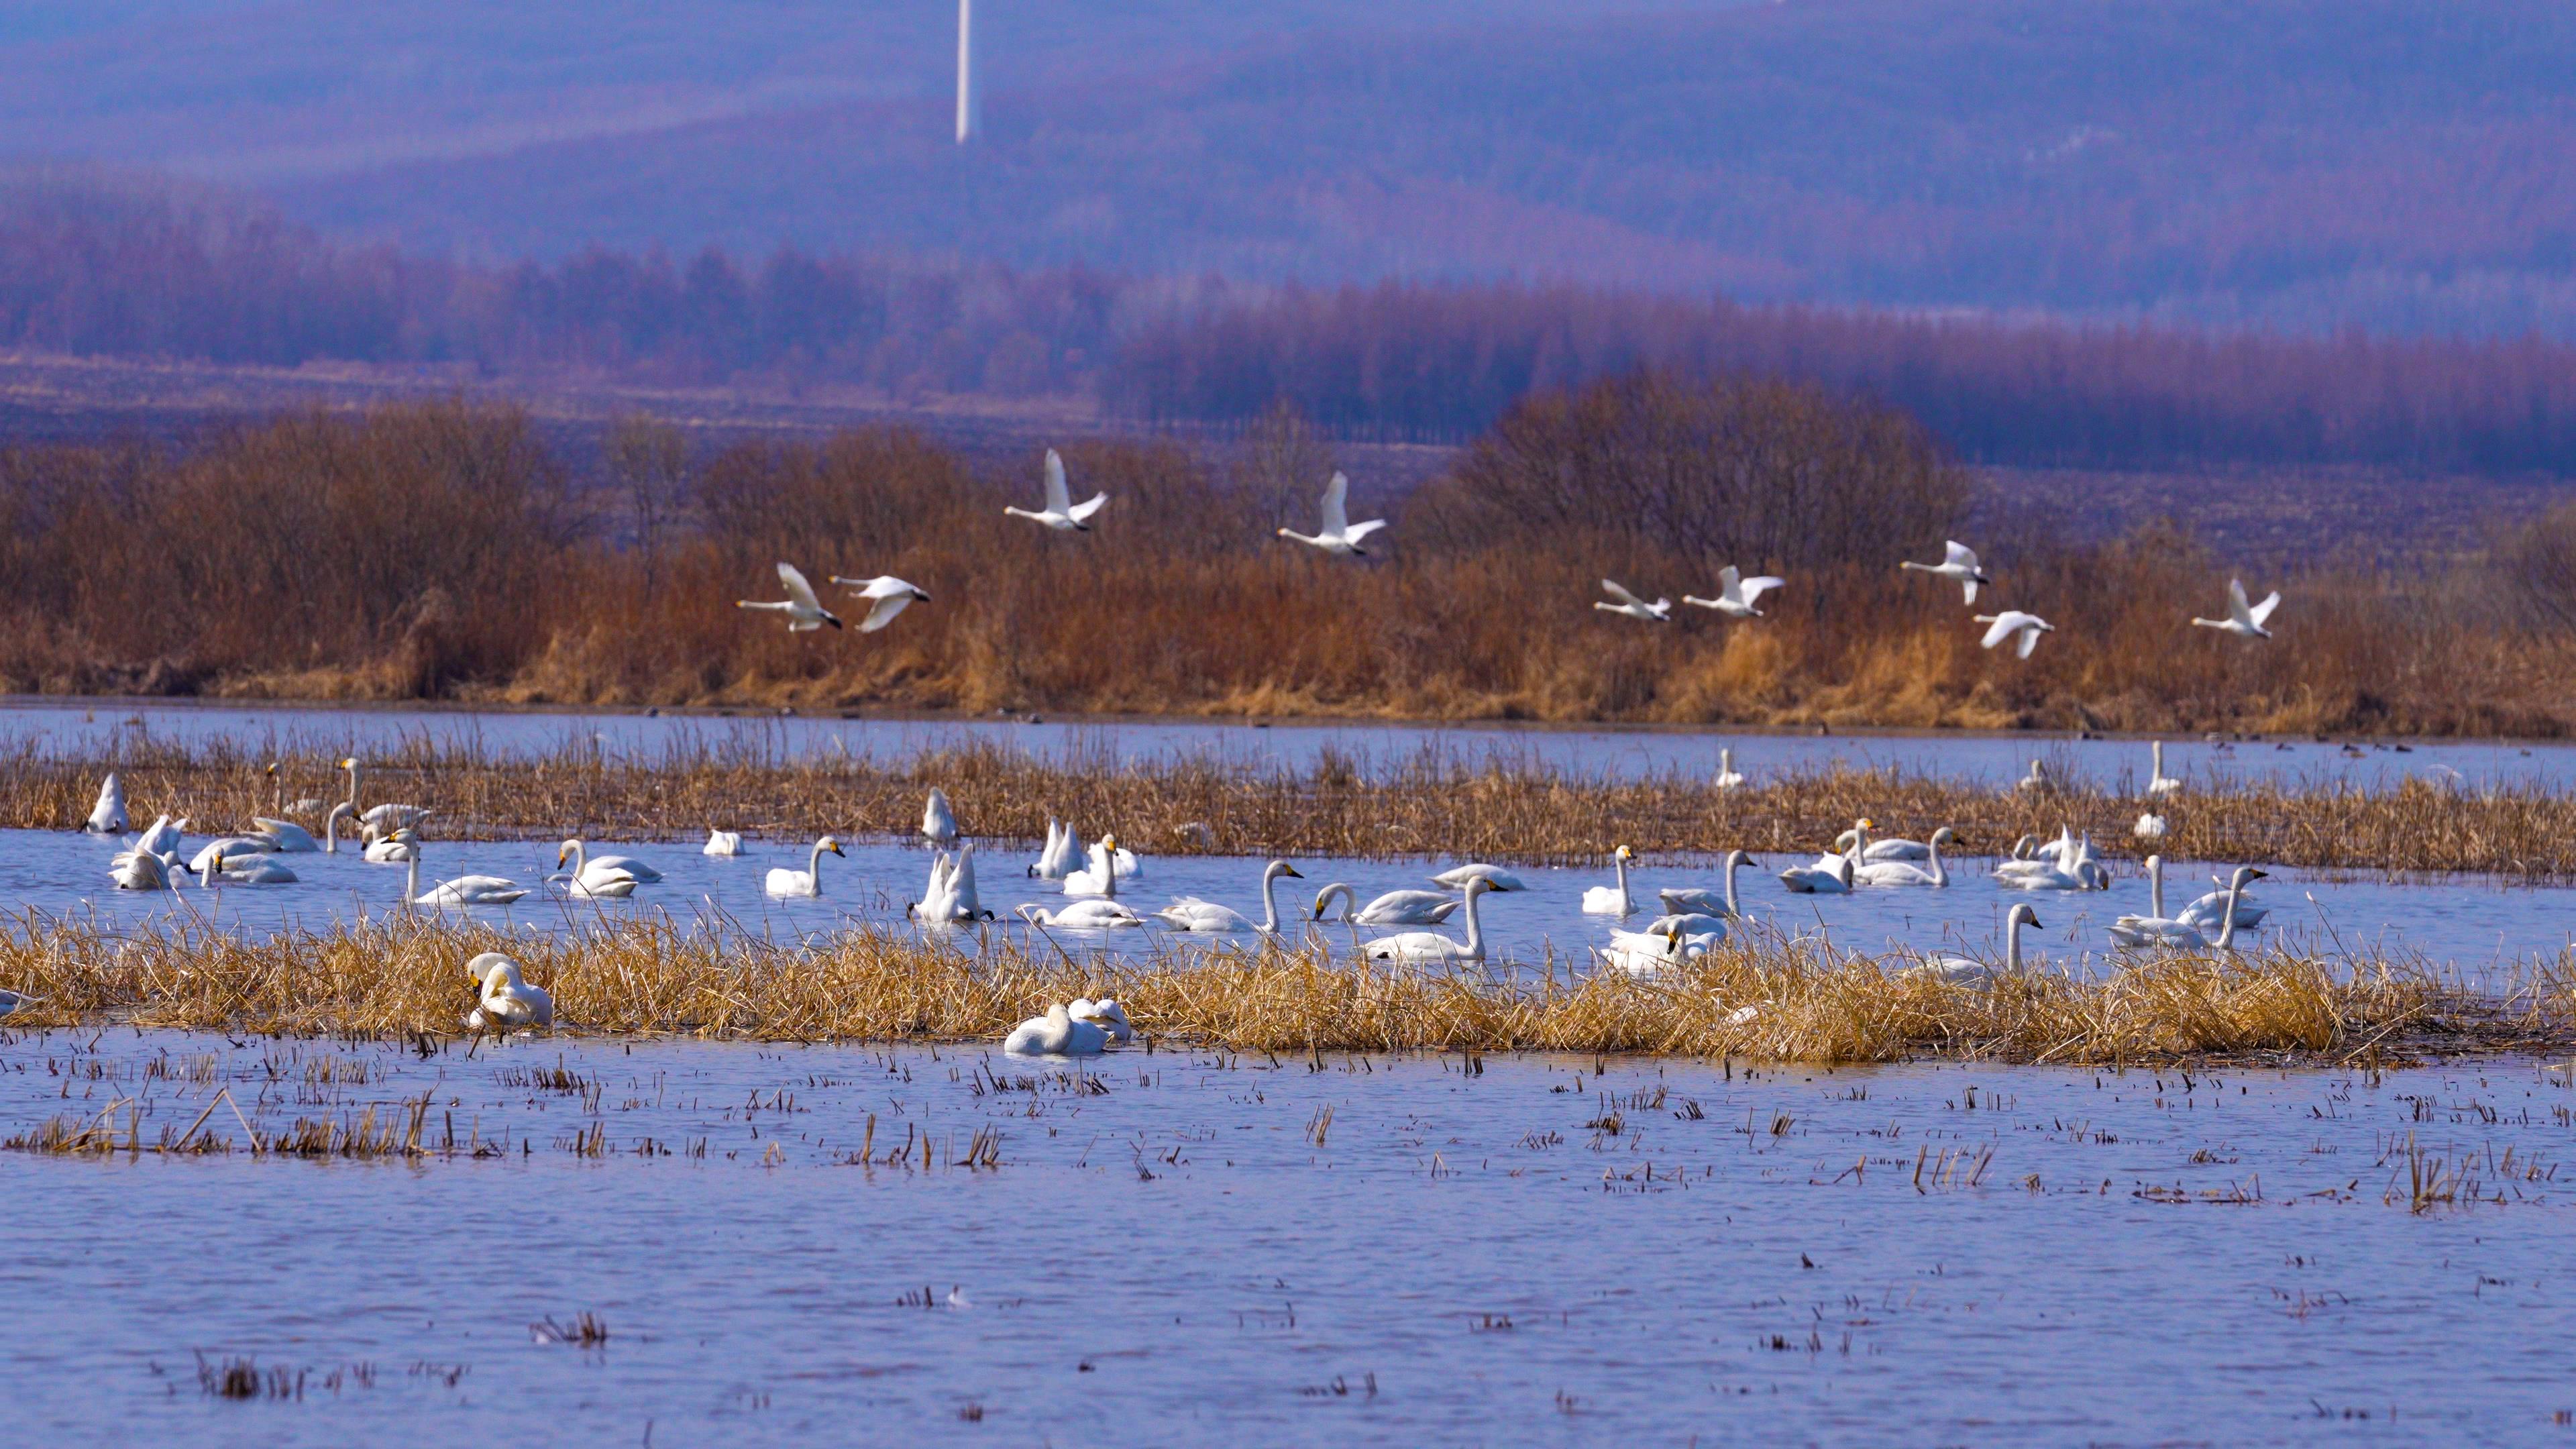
[2146,740,2183,798]
[1004,1002,1112,1056]
[765,837,847,898]
[1156,859,1302,932]
[1714,748,1746,790]
[464,953,553,1032]
[2134,812,2168,841]
[1907,903,2042,987]
[1066,998,1134,1044]
[1362,877,1497,964]
[1599,920,1690,975]
[1312,883,1460,926]
[339,757,433,835]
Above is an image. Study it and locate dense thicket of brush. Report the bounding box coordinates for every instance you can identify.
[19,737,2576,878]
[0,915,2542,1065]
[0,378,2565,733]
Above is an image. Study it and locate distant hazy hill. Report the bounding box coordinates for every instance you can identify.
[4,1,2575,338]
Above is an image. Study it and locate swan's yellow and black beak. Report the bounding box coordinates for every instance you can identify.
[1280,863,1303,879]
[338,756,356,770]
[829,841,846,857]
[555,845,570,868]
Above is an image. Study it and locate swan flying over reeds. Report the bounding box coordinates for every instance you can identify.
[1277,472,1386,556]
[737,561,843,631]
[1901,541,1990,604]
[1595,580,1671,623]
[826,574,932,633]
[1004,449,1108,532]
[2192,580,2280,641]
[1682,567,1784,619]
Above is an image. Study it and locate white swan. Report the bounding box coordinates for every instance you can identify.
[189,835,278,875]
[1831,826,1930,862]
[2015,759,2050,793]
[1029,820,1082,879]
[1656,850,1758,918]
[764,837,847,898]
[566,868,639,900]
[1004,1002,1110,1055]
[1901,540,1990,604]
[338,757,433,835]
[1430,863,1525,892]
[2188,867,2268,951]
[263,761,328,818]
[2134,812,2168,841]
[1580,845,1639,914]
[1854,826,1954,888]
[133,813,189,859]
[1311,883,1460,926]
[1595,578,1672,623]
[108,849,182,891]
[913,844,990,922]
[319,804,355,854]
[737,560,844,631]
[921,788,959,846]
[1063,835,1142,895]
[1599,920,1690,975]
[1714,747,1746,790]
[1910,903,2041,986]
[826,574,932,632]
[1277,471,1387,556]
[2105,855,2201,949]
[200,846,297,885]
[1976,610,2055,658]
[407,843,529,906]
[246,815,321,853]
[1065,998,1135,1044]
[2191,579,2279,641]
[1022,835,1146,926]
[557,839,664,885]
[1994,826,2074,880]
[2145,740,2183,798]
[1682,566,1785,619]
[464,953,553,1032]
[2179,867,2272,934]
[83,773,127,834]
[1778,849,1855,894]
[703,828,744,856]
[363,829,419,863]
[1362,877,1497,963]
[1004,449,1108,532]
[1157,859,1302,932]
[1995,830,2092,892]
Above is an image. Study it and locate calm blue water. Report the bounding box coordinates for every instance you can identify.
[4,696,2561,790]
[1,1036,2569,1445]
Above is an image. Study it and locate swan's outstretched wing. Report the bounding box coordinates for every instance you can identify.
[1977,614,2021,650]
[2017,620,2047,658]
[1319,472,1350,535]
[1717,565,1743,595]
[1601,579,1649,609]
[777,562,824,612]
[1042,449,1072,513]
[1944,540,1978,570]
[861,591,918,633]
[2246,589,2281,627]
[1741,576,1785,607]
[1342,518,1387,544]
[1066,491,1109,523]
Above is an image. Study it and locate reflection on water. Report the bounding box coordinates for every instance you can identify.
[1,1035,2570,1444]
[3,696,2565,790]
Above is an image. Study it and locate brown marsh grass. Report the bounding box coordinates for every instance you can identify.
[0,913,2553,1067]
[15,735,2576,877]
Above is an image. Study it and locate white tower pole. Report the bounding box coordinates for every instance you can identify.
[956,0,980,144]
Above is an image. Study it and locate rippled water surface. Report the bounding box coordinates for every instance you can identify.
[2,1035,2572,1445]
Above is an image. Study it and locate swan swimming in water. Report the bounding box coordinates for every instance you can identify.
[1310,883,1460,926]
[1976,610,2055,658]
[199,846,297,885]
[1362,877,1497,964]
[1656,850,1758,918]
[921,788,959,847]
[464,953,553,1032]
[83,773,127,835]
[1901,540,1991,604]
[737,561,843,631]
[826,574,931,632]
[1599,920,1690,975]
[1020,837,1146,927]
[2104,855,2202,949]
[557,839,664,885]
[338,757,433,835]
[1004,1002,1111,1056]
[1595,579,1672,623]
[245,815,321,853]
[1909,903,2042,987]
[2145,740,2183,798]
[703,828,744,856]
[407,841,529,906]
[1852,826,1955,888]
[764,837,847,898]
[2192,579,2280,641]
[1683,566,1784,619]
[1029,820,1083,879]
[1778,848,1856,894]
[1063,836,1143,894]
[1157,859,1302,932]
[1004,449,1108,533]
[1580,845,1640,915]
[2178,867,2272,934]
[1430,863,1525,892]
[1276,471,1387,557]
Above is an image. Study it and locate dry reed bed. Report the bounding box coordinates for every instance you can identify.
[13,737,2576,876]
[0,914,2554,1066]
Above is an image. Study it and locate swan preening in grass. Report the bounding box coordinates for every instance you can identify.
[84,773,128,834]
[1066,997,1134,1044]
[1004,1002,1112,1055]
[407,843,529,907]
[703,828,744,856]
[2146,740,2182,798]
[1657,850,1758,918]
[1156,859,1302,932]
[1005,449,1109,533]
[913,844,988,922]
[826,574,931,633]
[1595,579,1671,623]
[1277,472,1387,556]
[464,953,553,1032]
[922,789,959,846]
[1431,863,1526,892]
[1909,903,2041,987]
[2192,579,2281,641]
[1714,748,1746,790]
[737,561,844,631]
[1311,883,1459,926]
[1683,567,1784,619]
[1976,610,2055,658]
[1580,845,1638,914]
[1362,877,1497,963]
[764,837,847,898]
[1901,541,1990,604]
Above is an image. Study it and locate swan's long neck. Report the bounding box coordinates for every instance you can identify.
[2152,740,2165,776]
[809,839,829,883]
[345,762,361,815]
[325,806,341,854]
[272,773,282,814]
[1313,883,1352,922]
[1459,887,1485,956]
[566,841,588,878]
[1613,852,1630,912]
[1721,748,1733,773]
[2006,913,2026,973]
[2149,856,2165,920]
[2215,872,2245,951]
[1101,848,1116,902]
[1927,833,1947,888]
[406,851,420,902]
[1723,851,1743,917]
[1258,864,1283,933]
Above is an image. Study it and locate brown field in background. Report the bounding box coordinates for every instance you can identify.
[1,373,2572,737]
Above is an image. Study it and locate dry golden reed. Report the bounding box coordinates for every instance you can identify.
[15,734,2576,877]
[0,912,2553,1067]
